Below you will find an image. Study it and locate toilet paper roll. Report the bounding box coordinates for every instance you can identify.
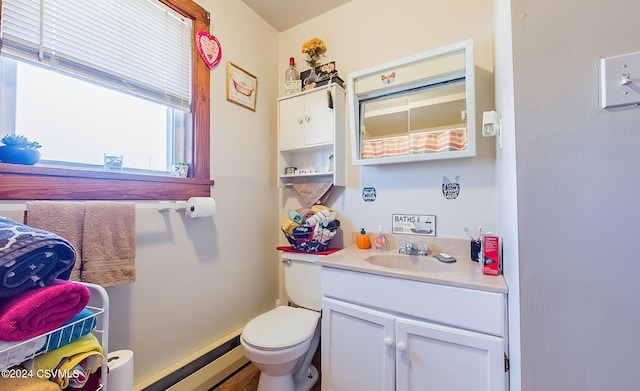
[107,350,134,391]
[187,197,216,218]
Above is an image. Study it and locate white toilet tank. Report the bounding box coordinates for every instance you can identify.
[283,253,322,311]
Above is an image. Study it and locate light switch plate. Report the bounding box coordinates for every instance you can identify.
[599,51,640,109]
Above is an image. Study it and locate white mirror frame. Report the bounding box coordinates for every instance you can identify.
[348,39,476,166]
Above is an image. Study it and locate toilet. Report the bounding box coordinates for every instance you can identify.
[241,253,322,391]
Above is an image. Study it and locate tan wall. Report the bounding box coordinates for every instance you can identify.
[278,0,497,245]
[1,0,281,385]
[1,0,501,386]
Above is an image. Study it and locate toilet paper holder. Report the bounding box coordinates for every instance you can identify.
[156,200,193,212]
[156,197,216,218]
[157,201,179,212]
[173,201,191,211]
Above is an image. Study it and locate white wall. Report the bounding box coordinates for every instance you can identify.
[0,0,498,386]
[13,1,633,388]
[109,0,281,383]
[510,0,640,389]
[0,0,280,385]
[278,0,498,244]
[0,0,501,387]
[18,0,637,388]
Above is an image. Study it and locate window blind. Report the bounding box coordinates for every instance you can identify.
[1,0,192,110]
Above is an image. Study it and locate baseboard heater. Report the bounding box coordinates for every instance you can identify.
[138,330,248,391]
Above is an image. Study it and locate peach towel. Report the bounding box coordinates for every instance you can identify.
[81,201,136,287]
[291,183,334,207]
[25,201,85,281]
[25,201,136,287]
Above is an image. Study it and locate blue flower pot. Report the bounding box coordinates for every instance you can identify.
[0,146,41,165]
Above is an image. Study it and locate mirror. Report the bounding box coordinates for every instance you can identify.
[348,40,475,165]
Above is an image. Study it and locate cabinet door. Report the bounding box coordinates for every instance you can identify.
[396,318,505,391]
[304,88,334,146]
[322,298,395,391]
[278,94,306,150]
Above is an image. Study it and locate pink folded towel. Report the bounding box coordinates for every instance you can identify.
[0,280,90,341]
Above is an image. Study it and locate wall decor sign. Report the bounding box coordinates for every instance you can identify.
[196,30,222,69]
[226,62,257,111]
[392,214,436,236]
[442,175,460,199]
[362,186,376,202]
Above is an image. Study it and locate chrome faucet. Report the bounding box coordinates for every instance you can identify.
[398,241,428,256]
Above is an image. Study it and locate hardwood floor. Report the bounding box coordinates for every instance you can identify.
[212,362,261,391]
[213,347,321,391]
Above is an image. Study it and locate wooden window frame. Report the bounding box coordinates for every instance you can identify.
[0,0,214,200]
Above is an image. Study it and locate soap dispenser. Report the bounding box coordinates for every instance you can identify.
[375,225,389,251]
[357,228,371,249]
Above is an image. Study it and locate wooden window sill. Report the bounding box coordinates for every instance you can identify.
[0,163,214,200]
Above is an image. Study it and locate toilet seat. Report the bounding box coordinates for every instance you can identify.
[242,306,320,350]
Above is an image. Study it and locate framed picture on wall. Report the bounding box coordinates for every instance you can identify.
[226,62,258,111]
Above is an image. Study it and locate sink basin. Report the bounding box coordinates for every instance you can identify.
[365,254,444,272]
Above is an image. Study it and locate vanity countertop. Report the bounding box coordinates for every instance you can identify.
[316,246,508,294]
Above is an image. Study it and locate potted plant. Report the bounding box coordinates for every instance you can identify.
[0,134,42,165]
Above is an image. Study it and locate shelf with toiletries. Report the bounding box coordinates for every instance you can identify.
[281,174,334,188]
[277,83,345,187]
[0,282,109,390]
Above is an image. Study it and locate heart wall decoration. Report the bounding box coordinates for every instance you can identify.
[196,30,222,69]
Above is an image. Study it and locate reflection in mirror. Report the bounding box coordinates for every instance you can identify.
[349,40,475,165]
[360,79,467,159]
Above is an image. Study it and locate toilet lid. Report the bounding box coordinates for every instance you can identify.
[242,306,320,350]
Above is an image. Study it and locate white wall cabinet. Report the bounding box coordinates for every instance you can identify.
[348,39,476,165]
[321,267,508,391]
[277,84,345,187]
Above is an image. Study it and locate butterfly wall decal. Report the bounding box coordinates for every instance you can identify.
[381,72,396,84]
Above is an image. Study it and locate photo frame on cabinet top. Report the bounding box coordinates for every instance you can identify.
[226,62,258,111]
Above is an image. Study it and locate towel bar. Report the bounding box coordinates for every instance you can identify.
[0,202,185,213]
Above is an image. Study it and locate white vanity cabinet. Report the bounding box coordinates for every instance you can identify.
[321,267,508,391]
[277,84,345,187]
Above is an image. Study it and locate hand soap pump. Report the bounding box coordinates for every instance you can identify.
[375,225,389,251]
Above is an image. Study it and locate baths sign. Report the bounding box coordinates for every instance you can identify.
[392,214,436,236]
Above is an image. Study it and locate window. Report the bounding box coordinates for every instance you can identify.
[3,59,189,172]
[0,0,213,200]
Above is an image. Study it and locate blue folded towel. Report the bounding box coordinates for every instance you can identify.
[287,209,303,224]
[0,217,76,298]
[39,308,97,353]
